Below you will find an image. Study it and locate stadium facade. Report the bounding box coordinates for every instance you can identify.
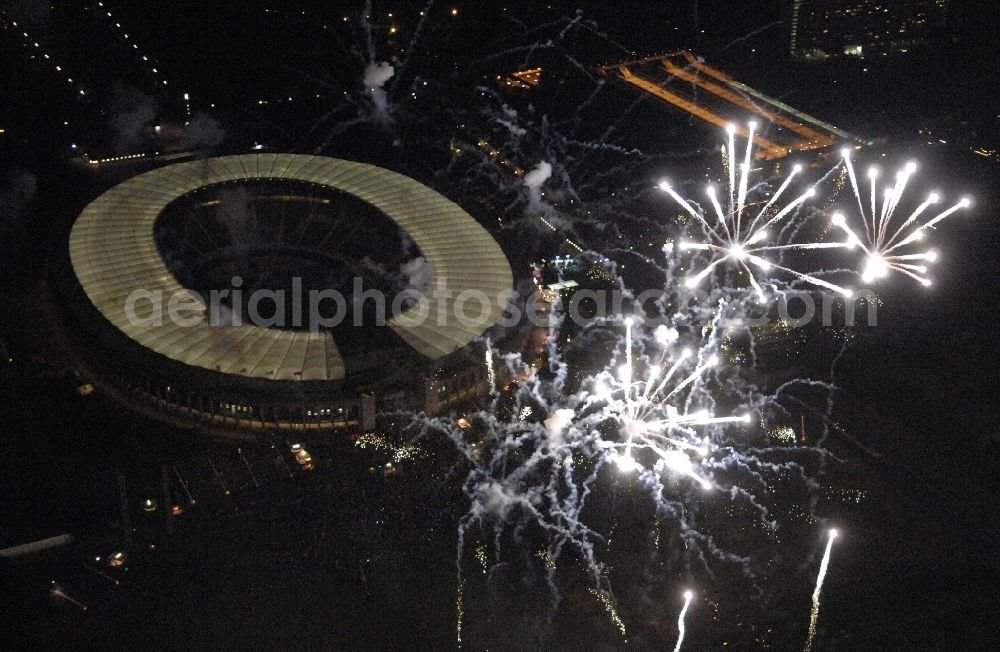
[66,154,513,436]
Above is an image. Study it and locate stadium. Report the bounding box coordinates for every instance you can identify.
[65,154,513,436]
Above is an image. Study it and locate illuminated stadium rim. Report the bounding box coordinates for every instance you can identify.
[69,154,513,382]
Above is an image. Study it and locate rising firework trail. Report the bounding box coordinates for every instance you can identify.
[661,123,854,301]
[833,150,971,286]
[673,590,694,652]
[484,338,496,395]
[804,528,839,652]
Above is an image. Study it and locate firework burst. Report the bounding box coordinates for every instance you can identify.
[661,123,854,300]
[833,149,971,286]
[603,318,750,488]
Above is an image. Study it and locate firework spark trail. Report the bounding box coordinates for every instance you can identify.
[389,0,436,90]
[455,579,464,647]
[589,588,627,640]
[662,124,854,301]
[834,150,971,286]
[719,19,788,52]
[777,163,849,263]
[484,338,496,395]
[359,0,376,63]
[804,528,839,652]
[470,8,605,74]
[570,78,607,133]
[673,590,694,652]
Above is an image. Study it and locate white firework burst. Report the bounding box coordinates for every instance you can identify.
[598,318,750,488]
[833,149,971,286]
[660,122,854,300]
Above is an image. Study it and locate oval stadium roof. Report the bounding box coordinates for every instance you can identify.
[69,154,513,381]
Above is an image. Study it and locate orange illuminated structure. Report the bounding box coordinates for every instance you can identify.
[501,67,543,89]
[599,51,855,160]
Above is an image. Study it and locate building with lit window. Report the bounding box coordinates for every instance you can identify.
[790,0,950,59]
